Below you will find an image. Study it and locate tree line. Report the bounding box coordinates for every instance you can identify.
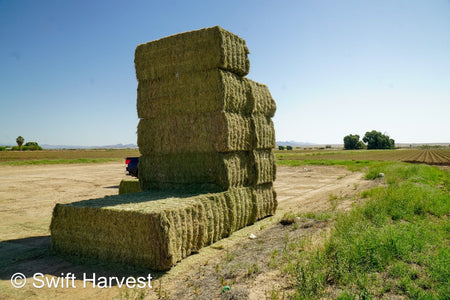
[344,130,395,150]
[0,136,43,151]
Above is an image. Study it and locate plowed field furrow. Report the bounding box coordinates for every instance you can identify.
[401,149,450,166]
[401,151,420,161]
[437,150,450,161]
[425,150,433,163]
[431,151,446,163]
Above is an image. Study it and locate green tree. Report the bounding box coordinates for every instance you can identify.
[24,142,43,151]
[363,130,395,149]
[16,136,24,151]
[286,145,293,150]
[278,145,285,150]
[343,134,364,150]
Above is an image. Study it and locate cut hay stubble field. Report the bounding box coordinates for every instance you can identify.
[0,149,140,165]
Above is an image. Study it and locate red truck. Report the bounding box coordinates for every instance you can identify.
[125,157,139,178]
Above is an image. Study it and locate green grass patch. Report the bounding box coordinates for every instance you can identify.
[276,156,392,172]
[277,162,449,299]
[0,158,121,166]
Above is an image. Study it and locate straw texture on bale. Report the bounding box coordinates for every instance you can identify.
[252,150,276,185]
[252,114,276,149]
[137,69,251,119]
[50,186,272,271]
[252,183,277,220]
[137,112,253,154]
[135,26,250,81]
[119,179,141,194]
[51,191,207,270]
[246,79,277,117]
[138,113,276,154]
[138,152,254,190]
[138,150,276,190]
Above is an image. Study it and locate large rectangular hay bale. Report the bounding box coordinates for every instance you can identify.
[50,187,259,271]
[137,69,251,119]
[246,79,277,117]
[226,187,256,232]
[137,112,253,154]
[252,150,277,184]
[50,191,207,271]
[135,26,250,81]
[252,114,276,149]
[138,152,255,190]
[252,183,278,220]
[119,179,141,194]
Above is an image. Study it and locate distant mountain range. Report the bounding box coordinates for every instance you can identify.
[45,142,316,149]
[276,141,316,146]
[2,142,319,149]
[40,143,138,149]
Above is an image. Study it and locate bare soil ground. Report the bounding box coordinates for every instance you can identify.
[0,163,377,299]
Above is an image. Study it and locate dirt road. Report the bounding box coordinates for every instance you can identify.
[0,162,375,299]
[0,162,128,241]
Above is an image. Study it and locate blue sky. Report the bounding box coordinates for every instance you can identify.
[1,0,449,146]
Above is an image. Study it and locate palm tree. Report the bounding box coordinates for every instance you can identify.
[16,136,24,151]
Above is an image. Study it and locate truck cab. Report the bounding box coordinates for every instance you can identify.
[125,157,139,178]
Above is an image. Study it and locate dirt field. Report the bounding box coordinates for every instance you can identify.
[0,162,377,299]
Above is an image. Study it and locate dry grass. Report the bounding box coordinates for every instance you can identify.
[0,149,140,163]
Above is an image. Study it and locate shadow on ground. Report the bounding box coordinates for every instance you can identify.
[104,185,119,189]
[0,236,164,284]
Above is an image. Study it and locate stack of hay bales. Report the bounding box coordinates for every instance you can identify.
[50,26,277,270]
[136,26,276,196]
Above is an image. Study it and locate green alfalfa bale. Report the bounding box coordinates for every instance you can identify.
[184,207,193,256]
[50,191,210,270]
[51,203,171,270]
[252,183,278,220]
[135,26,250,81]
[202,188,254,240]
[200,195,218,243]
[138,153,215,188]
[219,151,256,188]
[252,114,276,149]
[210,192,230,239]
[137,112,253,154]
[50,187,267,270]
[252,150,277,185]
[172,209,185,258]
[224,188,238,233]
[198,196,215,245]
[119,179,141,194]
[225,187,255,231]
[217,192,231,238]
[246,79,277,117]
[192,200,207,250]
[138,152,255,191]
[137,69,251,119]
[204,193,227,243]
[208,196,221,243]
